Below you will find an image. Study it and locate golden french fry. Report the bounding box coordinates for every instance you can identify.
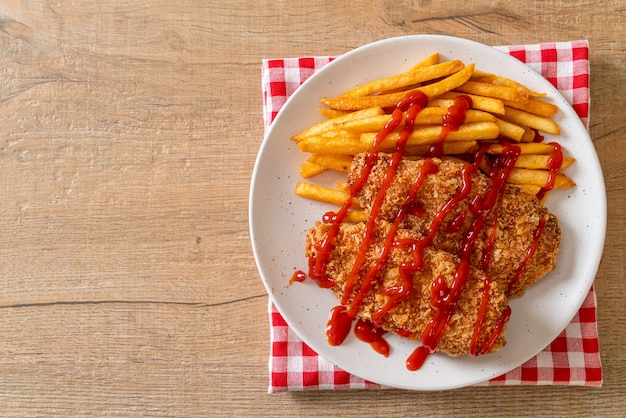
[416,64,475,99]
[414,53,440,68]
[361,121,499,152]
[502,98,558,117]
[344,210,367,223]
[339,60,465,98]
[474,74,546,98]
[318,108,350,119]
[495,118,526,142]
[295,182,360,208]
[485,142,557,155]
[502,106,560,135]
[308,154,354,172]
[336,182,350,192]
[455,80,528,103]
[298,133,366,155]
[403,141,480,156]
[292,107,385,141]
[321,64,475,110]
[333,114,397,133]
[521,128,536,143]
[506,168,576,189]
[335,107,496,134]
[299,162,327,178]
[433,91,505,115]
[514,154,575,170]
[408,53,440,70]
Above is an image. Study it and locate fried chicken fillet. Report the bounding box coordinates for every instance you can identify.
[304,153,561,358]
[349,153,561,297]
[306,222,509,357]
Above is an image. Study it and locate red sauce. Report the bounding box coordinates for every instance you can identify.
[342,95,429,309]
[326,305,352,346]
[427,95,473,158]
[354,319,390,357]
[479,305,512,355]
[536,142,563,200]
[393,328,413,338]
[507,216,547,295]
[289,270,307,285]
[406,141,520,367]
[368,159,438,324]
[307,254,336,288]
[406,345,429,370]
[469,275,491,355]
[324,91,429,347]
[480,210,500,272]
[532,129,545,143]
[430,276,449,309]
[446,212,466,233]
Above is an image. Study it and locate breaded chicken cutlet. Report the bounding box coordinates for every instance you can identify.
[305,153,561,359]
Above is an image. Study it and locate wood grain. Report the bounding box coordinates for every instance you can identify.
[0,0,623,416]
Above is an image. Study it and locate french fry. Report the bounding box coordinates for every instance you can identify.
[335,107,496,134]
[495,118,526,142]
[455,80,528,103]
[485,142,557,155]
[321,64,475,110]
[408,53,440,71]
[308,154,354,173]
[502,106,560,135]
[514,154,575,170]
[299,162,327,178]
[292,107,385,141]
[333,114,398,134]
[417,64,475,100]
[506,168,576,189]
[502,98,558,117]
[344,210,367,223]
[361,121,499,152]
[319,108,350,118]
[474,74,547,97]
[433,91,505,114]
[295,182,360,208]
[339,60,465,98]
[403,141,480,156]
[521,128,536,143]
[298,133,366,155]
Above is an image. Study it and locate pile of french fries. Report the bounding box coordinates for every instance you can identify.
[291,53,575,220]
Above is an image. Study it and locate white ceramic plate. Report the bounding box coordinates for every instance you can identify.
[249,35,606,390]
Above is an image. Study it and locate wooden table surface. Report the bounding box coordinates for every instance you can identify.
[1,1,623,416]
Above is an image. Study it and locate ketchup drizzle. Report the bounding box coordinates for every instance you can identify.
[507,216,547,295]
[536,142,563,201]
[324,90,430,348]
[289,270,307,285]
[427,95,473,158]
[354,319,390,357]
[406,140,521,369]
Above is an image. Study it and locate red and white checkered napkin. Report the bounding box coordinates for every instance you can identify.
[262,40,602,392]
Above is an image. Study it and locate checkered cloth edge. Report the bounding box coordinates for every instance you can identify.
[262,40,601,392]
